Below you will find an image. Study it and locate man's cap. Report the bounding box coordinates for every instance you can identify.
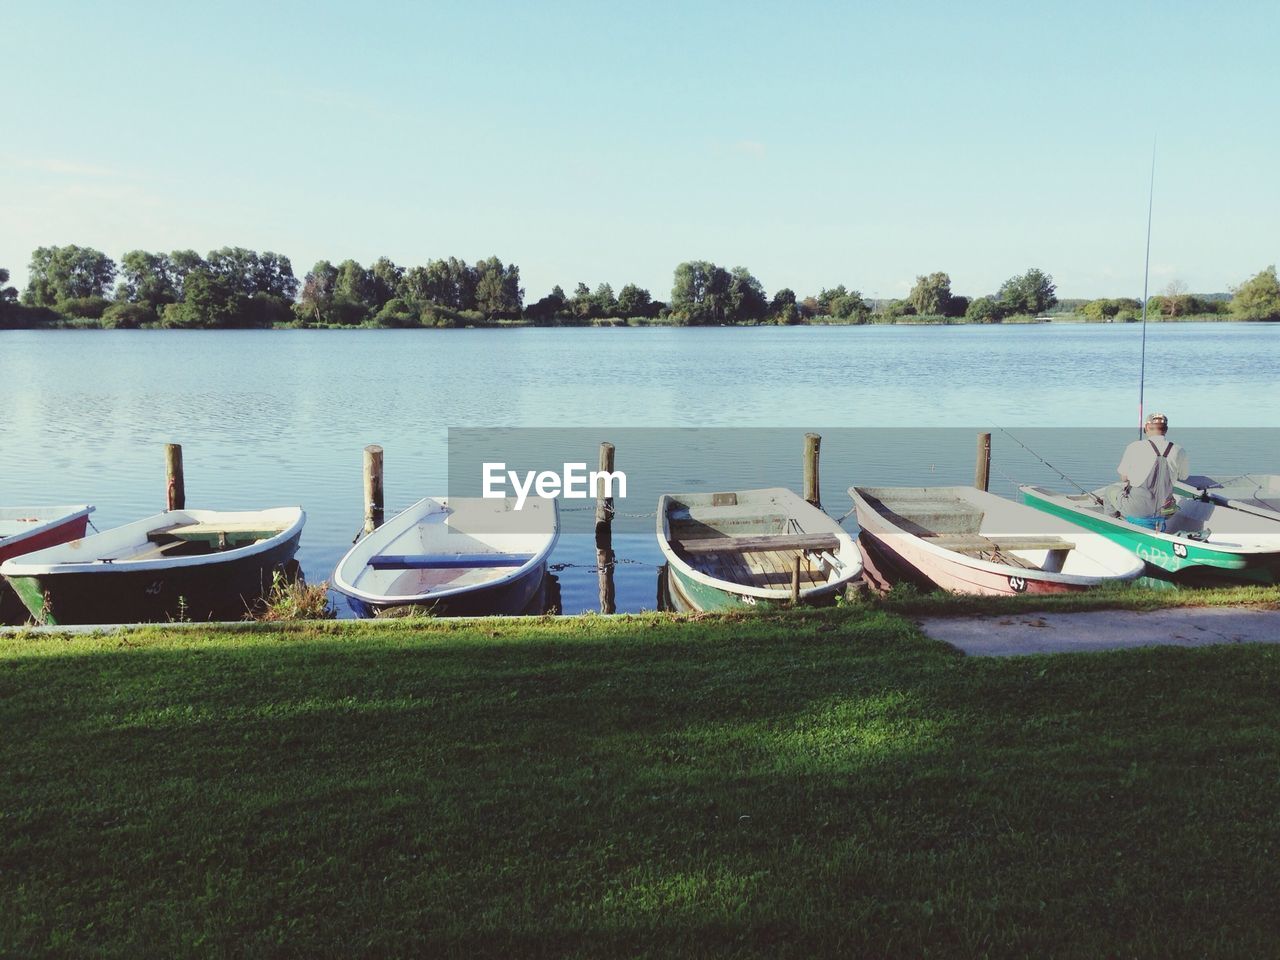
[1145,412,1168,425]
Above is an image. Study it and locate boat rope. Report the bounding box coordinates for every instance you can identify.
[87,517,100,534]
[995,427,1104,504]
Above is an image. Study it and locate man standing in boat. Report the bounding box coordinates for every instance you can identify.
[1106,413,1189,529]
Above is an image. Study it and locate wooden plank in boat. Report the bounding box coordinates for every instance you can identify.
[924,535,1075,553]
[675,533,840,555]
[369,554,533,570]
[148,523,284,545]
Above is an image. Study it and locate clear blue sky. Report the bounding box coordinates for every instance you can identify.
[3,0,1277,302]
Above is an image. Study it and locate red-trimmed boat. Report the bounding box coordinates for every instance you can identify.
[0,506,94,623]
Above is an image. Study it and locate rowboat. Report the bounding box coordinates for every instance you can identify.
[849,486,1145,595]
[1174,474,1280,524]
[657,487,861,612]
[0,507,305,625]
[1021,485,1280,583]
[332,496,558,617]
[0,505,95,623]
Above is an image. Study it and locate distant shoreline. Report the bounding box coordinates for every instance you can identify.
[4,313,1266,332]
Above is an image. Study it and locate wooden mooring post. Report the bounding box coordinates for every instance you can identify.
[596,441,616,613]
[595,441,615,543]
[975,432,992,492]
[363,444,385,534]
[791,554,802,604]
[165,443,185,511]
[803,433,821,508]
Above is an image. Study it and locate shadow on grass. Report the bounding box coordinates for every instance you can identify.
[3,611,1280,958]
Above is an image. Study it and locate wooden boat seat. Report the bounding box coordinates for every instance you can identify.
[674,533,840,555]
[147,523,283,548]
[368,554,534,570]
[924,534,1075,552]
[924,534,1075,572]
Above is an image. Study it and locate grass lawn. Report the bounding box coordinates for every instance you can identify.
[3,607,1280,958]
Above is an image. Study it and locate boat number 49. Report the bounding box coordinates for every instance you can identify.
[1008,576,1028,593]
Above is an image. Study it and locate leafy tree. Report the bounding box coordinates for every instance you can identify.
[23,245,116,306]
[296,260,339,324]
[726,267,767,323]
[769,288,796,313]
[524,286,569,324]
[101,302,157,329]
[881,299,917,319]
[474,257,522,317]
[116,250,179,308]
[569,282,597,319]
[616,283,652,317]
[1079,297,1141,322]
[1157,279,1192,318]
[168,250,207,300]
[818,285,870,322]
[371,297,422,328]
[671,261,733,324]
[773,302,801,325]
[1229,265,1280,321]
[0,267,17,303]
[593,282,618,317]
[997,268,1057,315]
[334,260,374,311]
[369,257,403,310]
[161,269,240,328]
[907,272,954,316]
[54,296,111,319]
[965,296,1003,323]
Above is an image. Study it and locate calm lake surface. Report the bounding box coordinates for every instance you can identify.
[1,323,1276,615]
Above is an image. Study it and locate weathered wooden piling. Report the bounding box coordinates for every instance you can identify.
[791,554,802,604]
[595,441,616,611]
[363,444,385,534]
[165,443,185,511]
[803,433,821,508]
[595,441,615,542]
[975,432,992,492]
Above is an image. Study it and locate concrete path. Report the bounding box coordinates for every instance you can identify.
[920,606,1280,657]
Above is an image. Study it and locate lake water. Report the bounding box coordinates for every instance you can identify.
[1,323,1276,616]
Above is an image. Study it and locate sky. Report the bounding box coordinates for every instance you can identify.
[2,0,1278,302]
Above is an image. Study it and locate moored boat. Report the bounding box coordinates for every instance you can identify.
[0,507,305,624]
[1021,484,1280,583]
[657,487,862,612]
[849,486,1145,595]
[332,496,558,617]
[1174,474,1280,524]
[0,505,95,623]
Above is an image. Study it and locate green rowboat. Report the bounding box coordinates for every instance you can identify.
[1020,485,1280,584]
[658,487,862,612]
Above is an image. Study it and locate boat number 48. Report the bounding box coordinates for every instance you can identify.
[1008,576,1028,593]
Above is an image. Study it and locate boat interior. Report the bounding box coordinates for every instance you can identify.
[354,500,550,598]
[666,491,844,590]
[100,522,288,563]
[862,488,1078,572]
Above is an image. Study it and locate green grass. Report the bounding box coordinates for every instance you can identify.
[4,610,1280,958]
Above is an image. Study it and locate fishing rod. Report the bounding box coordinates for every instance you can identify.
[995,426,1103,504]
[1137,138,1156,437]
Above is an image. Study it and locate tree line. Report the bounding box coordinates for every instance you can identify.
[3,245,1279,328]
